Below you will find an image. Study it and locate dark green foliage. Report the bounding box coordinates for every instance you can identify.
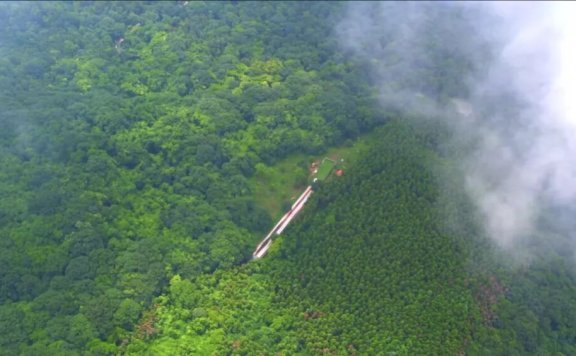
[141,121,576,355]
[469,259,576,355]
[265,122,479,354]
[136,122,474,354]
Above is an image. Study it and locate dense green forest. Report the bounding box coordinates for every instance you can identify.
[0,2,574,355]
[138,121,576,355]
[0,2,380,354]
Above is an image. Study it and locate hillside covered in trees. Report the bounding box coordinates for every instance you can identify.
[0,2,380,354]
[137,120,576,355]
[0,2,574,355]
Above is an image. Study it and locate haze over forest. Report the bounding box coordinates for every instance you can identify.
[0,2,574,355]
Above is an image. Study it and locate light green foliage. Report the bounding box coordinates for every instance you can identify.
[316,158,335,181]
[249,133,372,219]
[0,1,378,353]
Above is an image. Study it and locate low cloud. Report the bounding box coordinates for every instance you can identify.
[337,2,576,259]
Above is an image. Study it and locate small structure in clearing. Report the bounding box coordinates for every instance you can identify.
[253,154,350,259]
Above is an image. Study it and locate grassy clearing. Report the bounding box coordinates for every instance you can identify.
[249,131,378,219]
[250,154,310,220]
[316,158,335,181]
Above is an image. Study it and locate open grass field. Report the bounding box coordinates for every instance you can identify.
[249,131,380,219]
[316,158,335,181]
[250,154,309,220]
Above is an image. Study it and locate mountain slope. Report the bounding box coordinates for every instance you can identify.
[141,121,485,354]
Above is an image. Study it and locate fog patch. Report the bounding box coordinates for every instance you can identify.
[337,2,576,260]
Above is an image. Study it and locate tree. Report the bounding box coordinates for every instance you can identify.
[67,314,98,348]
[114,299,143,330]
[65,256,96,281]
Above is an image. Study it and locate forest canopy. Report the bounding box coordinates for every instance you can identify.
[0,2,574,355]
[0,2,383,354]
